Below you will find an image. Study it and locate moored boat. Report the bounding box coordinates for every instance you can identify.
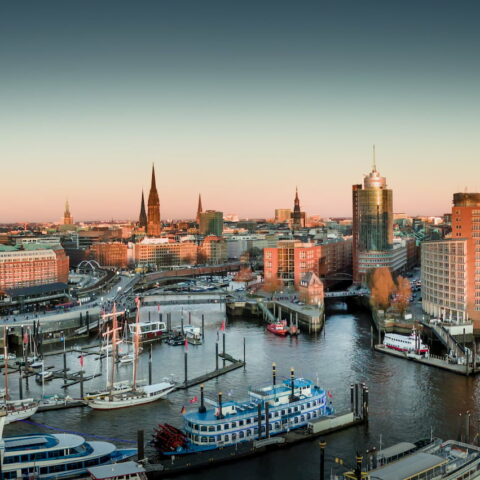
[153,367,334,455]
[1,398,39,424]
[0,418,136,480]
[383,328,429,354]
[267,320,289,336]
[128,320,166,343]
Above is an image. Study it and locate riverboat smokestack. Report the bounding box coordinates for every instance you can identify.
[199,384,206,414]
[272,362,276,386]
[289,367,298,402]
[217,392,224,419]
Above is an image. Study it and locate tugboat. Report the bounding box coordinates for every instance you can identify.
[153,366,334,455]
[266,320,289,336]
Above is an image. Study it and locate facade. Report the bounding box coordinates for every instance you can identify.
[134,238,197,268]
[317,238,353,280]
[200,236,227,264]
[352,156,395,283]
[274,209,292,223]
[298,271,324,306]
[147,165,161,236]
[0,245,69,290]
[88,242,128,268]
[422,193,480,325]
[422,238,468,323]
[199,210,223,236]
[226,234,279,260]
[264,241,322,286]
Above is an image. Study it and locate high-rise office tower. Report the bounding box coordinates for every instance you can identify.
[199,210,223,236]
[147,164,161,236]
[138,190,147,229]
[352,148,397,283]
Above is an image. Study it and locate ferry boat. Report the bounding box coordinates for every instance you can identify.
[383,329,429,354]
[0,421,136,480]
[88,461,147,480]
[267,320,289,336]
[129,321,167,342]
[153,368,334,455]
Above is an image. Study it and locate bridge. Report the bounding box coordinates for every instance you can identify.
[324,289,369,299]
[139,263,242,286]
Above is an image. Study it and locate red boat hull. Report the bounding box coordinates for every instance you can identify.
[267,323,288,336]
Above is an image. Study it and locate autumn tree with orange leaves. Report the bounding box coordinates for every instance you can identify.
[262,276,284,293]
[393,275,412,315]
[370,267,396,311]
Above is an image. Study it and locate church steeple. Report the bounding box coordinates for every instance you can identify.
[63,199,73,225]
[147,164,161,236]
[291,187,303,231]
[138,190,147,229]
[196,193,203,224]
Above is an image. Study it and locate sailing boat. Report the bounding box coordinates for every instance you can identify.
[85,299,175,410]
[1,327,38,424]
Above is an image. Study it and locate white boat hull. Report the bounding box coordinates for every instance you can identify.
[3,403,38,424]
[86,386,175,410]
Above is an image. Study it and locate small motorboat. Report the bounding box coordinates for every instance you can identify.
[167,335,185,346]
[35,371,53,382]
[267,320,289,336]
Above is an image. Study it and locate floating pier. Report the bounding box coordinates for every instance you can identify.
[374,344,480,376]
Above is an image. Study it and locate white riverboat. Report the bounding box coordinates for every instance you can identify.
[0,419,136,480]
[383,329,429,355]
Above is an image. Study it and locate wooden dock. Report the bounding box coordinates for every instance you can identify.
[37,400,86,412]
[144,412,364,478]
[374,345,480,375]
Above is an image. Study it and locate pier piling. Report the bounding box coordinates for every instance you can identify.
[18,375,23,400]
[243,337,246,369]
[222,333,226,367]
[201,315,205,341]
[184,352,188,386]
[80,369,84,399]
[189,312,191,325]
[181,315,184,335]
[137,430,145,462]
[215,342,219,370]
[63,352,67,386]
[350,384,354,413]
[319,441,326,480]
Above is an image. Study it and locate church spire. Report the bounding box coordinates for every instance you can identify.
[196,193,203,224]
[147,163,161,236]
[139,190,147,229]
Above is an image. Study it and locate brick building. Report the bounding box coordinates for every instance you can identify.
[201,236,227,265]
[87,242,128,268]
[134,238,198,268]
[0,244,69,290]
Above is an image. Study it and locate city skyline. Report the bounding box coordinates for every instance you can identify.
[2,0,480,222]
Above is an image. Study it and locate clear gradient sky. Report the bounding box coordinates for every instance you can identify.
[1,0,480,222]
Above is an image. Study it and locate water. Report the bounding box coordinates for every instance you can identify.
[6,304,479,479]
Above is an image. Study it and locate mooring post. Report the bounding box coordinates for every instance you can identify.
[18,372,23,400]
[167,312,171,333]
[86,312,90,334]
[184,351,188,386]
[215,342,219,370]
[350,384,354,413]
[181,314,184,335]
[148,310,151,322]
[319,441,327,480]
[63,352,67,385]
[222,332,226,367]
[371,326,374,349]
[201,314,205,341]
[137,430,145,462]
[80,312,83,327]
[243,337,246,369]
[80,368,84,399]
[189,311,191,325]
[149,344,153,385]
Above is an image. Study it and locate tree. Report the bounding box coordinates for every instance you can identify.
[370,267,396,311]
[393,275,411,315]
[262,276,284,293]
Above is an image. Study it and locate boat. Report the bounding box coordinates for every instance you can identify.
[88,461,147,480]
[267,320,289,336]
[85,299,175,410]
[2,327,39,424]
[128,321,167,343]
[166,334,185,346]
[183,326,202,345]
[383,328,429,354]
[0,417,137,480]
[0,353,16,362]
[0,398,39,424]
[84,381,133,401]
[35,371,53,382]
[153,368,334,455]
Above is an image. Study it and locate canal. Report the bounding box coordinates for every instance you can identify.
[7,303,480,479]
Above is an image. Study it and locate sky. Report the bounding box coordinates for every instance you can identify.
[1,0,480,222]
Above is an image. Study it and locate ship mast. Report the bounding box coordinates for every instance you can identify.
[102,304,122,394]
[3,326,9,401]
[132,298,141,391]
